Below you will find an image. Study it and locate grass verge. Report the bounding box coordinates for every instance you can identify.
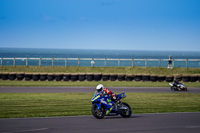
[1,66,200,75]
[0,92,200,118]
[0,80,200,87]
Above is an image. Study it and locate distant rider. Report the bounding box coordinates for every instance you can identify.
[95,84,117,115]
[174,80,179,87]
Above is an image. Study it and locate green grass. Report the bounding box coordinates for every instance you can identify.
[0,80,200,87]
[1,66,200,75]
[0,92,200,118]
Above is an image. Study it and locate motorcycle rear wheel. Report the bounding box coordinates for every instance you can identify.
[184,87,188,91]
[120,102,132,118]
[91,104,106,119]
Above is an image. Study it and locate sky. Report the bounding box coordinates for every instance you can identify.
[0,0,200,51]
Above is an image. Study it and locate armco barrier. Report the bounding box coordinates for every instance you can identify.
[1,58,200,68]
[0,73,199,82]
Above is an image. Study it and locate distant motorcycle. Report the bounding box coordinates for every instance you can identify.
[169,81,187,91]
[91,92,132,119]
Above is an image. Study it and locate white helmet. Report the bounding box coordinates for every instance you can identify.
[96,84,104,92]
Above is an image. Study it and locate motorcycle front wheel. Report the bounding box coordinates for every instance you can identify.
[91,104,106,119]
[120,102,132,118]
[171,86,176,91]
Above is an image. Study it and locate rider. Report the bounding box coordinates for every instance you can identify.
[174,80,179,87]
[95,84,117,115]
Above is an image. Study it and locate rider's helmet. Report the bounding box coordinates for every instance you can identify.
[96,84,104,92]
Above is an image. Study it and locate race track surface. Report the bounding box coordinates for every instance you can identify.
[1,87,200,133]
[0,86,200,93]
[0,112,200,133]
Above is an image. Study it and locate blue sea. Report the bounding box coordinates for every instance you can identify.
[0,48,200,67]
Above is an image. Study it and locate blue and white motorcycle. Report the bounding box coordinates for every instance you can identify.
[91,92,132,119]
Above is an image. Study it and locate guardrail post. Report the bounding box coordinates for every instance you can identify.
[186,59,188,68]
[65,58,67,67]
[26,58,28,66]
[1,58,2,66]
[118,59,120,67]
[13,58,15,66]
[105,58,107,67]
[145,59,147,67]
[39,58,41,66]
[159,59,161,67]
[173,59,174,67]
[132,59,134,67]
[78,58,80,67]
[52,58,54,66]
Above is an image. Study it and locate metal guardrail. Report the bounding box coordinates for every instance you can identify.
[0,58,200,68]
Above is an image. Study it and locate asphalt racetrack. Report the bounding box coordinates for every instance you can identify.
[0,113,200,133]
[0,86,200,93]
[0,87,200,133]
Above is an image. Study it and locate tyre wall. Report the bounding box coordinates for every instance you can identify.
[0,73,199,82]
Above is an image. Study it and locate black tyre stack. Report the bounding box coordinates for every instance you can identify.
[150,75,158,82]
[110,74,117,81]
[94,73,102,81]
[40,73,47,81]
[117,74,126,81]
[142,74,150,82]
[87,73,94,81]
[63,73,71,81]
[25,73,32,81]
[190,74,198,82]
[126,74,134,81]
[158,75,165,82]
[79,73,86,81]
[9,72,16,80]
[32,73,40,81]
[135,74,142,82]
[198,75,200,82]
[182,75,190,82]
[165,75,174,82]
[2,72,9,80]
[71,73,79,81]
[47,73,55,81]
[102,74,110,81]
[55,73,63,81]
[17,73,25,80]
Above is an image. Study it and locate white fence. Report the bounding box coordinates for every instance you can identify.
[0,58,200,68]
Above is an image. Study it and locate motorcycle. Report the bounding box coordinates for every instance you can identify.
[91,92,132,119]
[169,82,187,91]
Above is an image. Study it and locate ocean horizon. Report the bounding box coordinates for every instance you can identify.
[0,47,200,59]
[0,48,200,67]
